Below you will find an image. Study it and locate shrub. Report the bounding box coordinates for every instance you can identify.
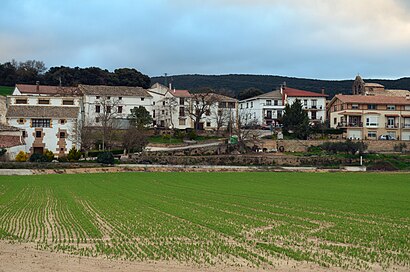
[173,130,186,140]
[162,134,171,141]
[29,153,48,162]
[0,148,6,157]
[320,141,367,155]
[57,156,68,162]
[188,130,197,140]
[97,152,114,165]
[67,147,82,161]
[44,149,55,162]
[15,151,29,162]
[394,143,407,152]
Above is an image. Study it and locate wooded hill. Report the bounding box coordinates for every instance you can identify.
[151,74,410,98]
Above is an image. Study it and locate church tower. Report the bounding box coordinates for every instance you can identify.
[352,75,365,95]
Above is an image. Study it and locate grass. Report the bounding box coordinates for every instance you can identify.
[0,172,409,270]
[0,86,13,96]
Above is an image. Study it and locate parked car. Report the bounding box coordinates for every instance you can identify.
[379,134,396,140]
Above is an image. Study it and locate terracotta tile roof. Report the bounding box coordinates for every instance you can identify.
[0,124,20,131]
[283,87,327,97]
[79,84,152,97]
[335,94,410,105]
[0,135,24,148]
[170,89,192,98]
[6,106,80,118]
[210,93,237,102]
[16,84,82,96]
[364,83,384,88]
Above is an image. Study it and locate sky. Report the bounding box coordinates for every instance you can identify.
[1,0,410,79]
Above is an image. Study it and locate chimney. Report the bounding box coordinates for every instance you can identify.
[321,88,325,95]
[169,83,172,90]
[36,81,40,91]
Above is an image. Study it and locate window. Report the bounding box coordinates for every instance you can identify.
[277,110,283,118]
[387,117,395,128]
[60,119,66,125]
[60,147,64,151]
[266,100,272,105]
[62,100,74,105]
[118,106,123,113]
[274,100,278,106]
[205,109,210,116]
[107,96,111,100]
[334,118,337,125]
[352,104,359,109]
[240,104,243,109]
[16,99,27,104]
[179,107,185,117]
[36,131,42,138]
[153,101,155,105]
[106,106,111,113]
[17,118,25,124]
[304,100,308,106]
[228,102,235,108]
[180,98,184,105]
[250,101,253,108]
[163,101,166,106]
[387,105,395,110]
[179,119,186,126]
[368,131,377,138]
[22,131,27,137]
[311,111,317,120]
[96,96,100,99]
[119,97,122,100]
[162,110,165,115]
[333,105,337,111]
[366,116,378,127]
[153,110,155,118]
[311,100,317,109]
[95,117,100,123]
[141,97,145,101]
[206,121,211,127]
[59,132,66,138]
[95,105,100,113]
[246,102,249,108]
[218,102,227,108]
[38,99,50,105]
[32,119,51,127]
[368,104,376,110]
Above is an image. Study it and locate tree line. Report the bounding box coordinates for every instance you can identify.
[0,60,151,88]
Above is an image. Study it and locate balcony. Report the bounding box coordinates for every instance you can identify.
[385,123,399,129]
[337,122,363,128]
[402,123,410,129]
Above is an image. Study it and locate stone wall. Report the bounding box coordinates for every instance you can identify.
[257,139,409,153]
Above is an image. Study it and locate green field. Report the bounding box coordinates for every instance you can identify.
[0,172,409,270]
[0,86,13,96]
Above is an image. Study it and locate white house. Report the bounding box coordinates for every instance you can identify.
[6,84,82,156]
[200,93,238,131]
[239,90,284,128]
[0,124,25,160]
[79,84,153,128]
[148,83,192,130]
[282,86,327,123]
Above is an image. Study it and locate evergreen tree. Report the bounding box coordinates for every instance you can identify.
[281,99,310,139]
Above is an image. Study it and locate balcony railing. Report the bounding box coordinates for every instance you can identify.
[385,123,399,129]
[337,122,363,128]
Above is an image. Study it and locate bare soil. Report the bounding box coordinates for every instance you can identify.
[0,240,348,272]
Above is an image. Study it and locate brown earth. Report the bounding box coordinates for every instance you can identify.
[0,240,351,272]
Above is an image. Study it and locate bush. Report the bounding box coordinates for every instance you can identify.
[57,156,68,162]
[188,130,197,140]
[0,148,6,157]
[44,149,55,162]
[173,130,186,140]
[29,153,48,162]
[394,143,407,152]
[162,134,171,141]
[97,152,114,165]
[15,151,29,162]
[67,147,82,161]
[320,140,367,155]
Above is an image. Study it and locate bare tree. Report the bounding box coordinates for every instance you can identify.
[186,90,220,131]
[232,109,262,153]
[213,107,231,135]
[95,97,122,150]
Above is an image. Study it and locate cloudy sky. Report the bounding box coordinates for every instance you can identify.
[1,0,410,79]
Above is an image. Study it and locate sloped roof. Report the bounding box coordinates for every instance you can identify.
[364,83,384,88]
[6,106,80,118]
[79,84,152,97]
[0,135,24,148]
[170,89,192,98]
[283,87,327,97]
[16,84,82,96]
[253,90,282,99]
[0,124,20,131]
[334,94,410,105]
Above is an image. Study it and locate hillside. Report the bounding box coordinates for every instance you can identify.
[151,74,410,98]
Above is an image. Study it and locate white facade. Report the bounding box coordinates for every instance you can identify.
[6,93,81,156]
[285,96,327,122]
[238,91,284,128]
